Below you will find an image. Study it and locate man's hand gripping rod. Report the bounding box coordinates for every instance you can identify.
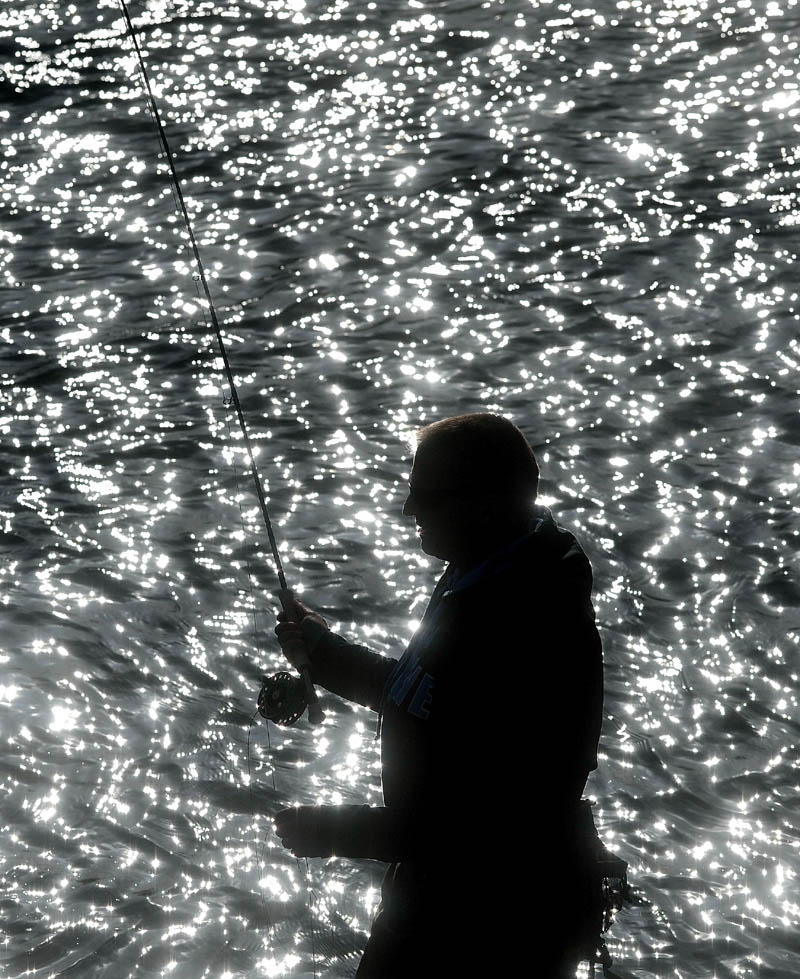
[279,589,325,726]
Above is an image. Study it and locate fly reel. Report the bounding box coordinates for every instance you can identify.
[258,671,308,726]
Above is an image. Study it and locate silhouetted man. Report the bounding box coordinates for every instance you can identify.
[274,412,604,976]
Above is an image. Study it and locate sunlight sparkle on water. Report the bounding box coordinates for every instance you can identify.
[1,0,799,975]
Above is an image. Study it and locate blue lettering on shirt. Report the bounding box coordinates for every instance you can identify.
[409,673,435,719]
[386,654,436,720]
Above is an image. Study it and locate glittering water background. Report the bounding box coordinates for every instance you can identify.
[2,0,799,976]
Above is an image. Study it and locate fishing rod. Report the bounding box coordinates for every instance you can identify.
[118,0,323,726]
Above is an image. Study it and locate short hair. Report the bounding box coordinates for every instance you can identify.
[413,412,539,504]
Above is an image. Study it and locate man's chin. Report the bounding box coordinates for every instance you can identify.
[418,531,449,561]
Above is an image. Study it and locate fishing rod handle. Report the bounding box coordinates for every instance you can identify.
[279,588,325,726]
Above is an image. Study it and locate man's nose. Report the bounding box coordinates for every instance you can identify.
[402,493,414,517]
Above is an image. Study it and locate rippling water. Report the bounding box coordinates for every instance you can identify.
[2,0,799,976]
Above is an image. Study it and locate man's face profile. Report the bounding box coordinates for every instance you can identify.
[402,445,483,563]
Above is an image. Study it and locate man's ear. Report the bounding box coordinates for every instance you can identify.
[476,496,501,524]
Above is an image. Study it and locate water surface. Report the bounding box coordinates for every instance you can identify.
[1,0,799,976]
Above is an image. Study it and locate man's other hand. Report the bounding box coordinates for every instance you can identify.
[274,805,337,858]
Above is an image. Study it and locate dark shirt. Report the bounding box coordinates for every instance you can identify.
[299,505,604,869]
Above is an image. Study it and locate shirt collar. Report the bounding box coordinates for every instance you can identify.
[443,509,548,597]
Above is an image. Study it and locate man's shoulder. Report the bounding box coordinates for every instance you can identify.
[530,512,597,583]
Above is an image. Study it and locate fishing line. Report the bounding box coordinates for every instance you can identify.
[124,0,323,724]
[117,0,280,577]
[116,0,324,722]
[118,1,325,973]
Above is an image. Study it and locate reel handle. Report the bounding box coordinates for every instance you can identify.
[279,588,325,726]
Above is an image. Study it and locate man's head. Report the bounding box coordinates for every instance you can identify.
[402,412,540,567]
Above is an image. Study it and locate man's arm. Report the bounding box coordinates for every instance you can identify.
[275,600,393,711]
[274,804,414,862]
[301,621,393,711]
